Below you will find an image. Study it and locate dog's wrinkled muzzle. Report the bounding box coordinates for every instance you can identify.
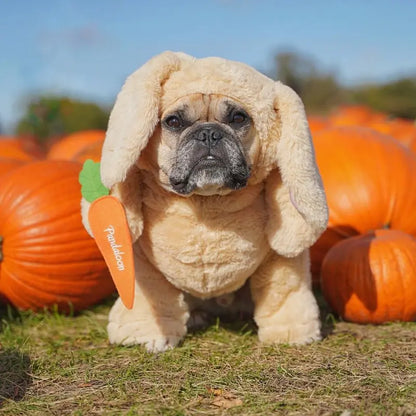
[169,125,250,195]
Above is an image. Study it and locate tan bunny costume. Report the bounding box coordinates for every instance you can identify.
[81,51,328,352]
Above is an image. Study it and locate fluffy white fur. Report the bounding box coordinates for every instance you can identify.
[82,51,328,352]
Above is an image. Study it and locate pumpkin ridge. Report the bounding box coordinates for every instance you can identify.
[1,263,109,292]
[4,245,102,261]
[373,235,390,321]
[0,168,81,234]
[7,217,90,243]
[0,235,3,269]
[392,238,415,319]
[329,224,360,239]
[0,270,75,310]
[0,262,112,312]
[395,245,406,320]
[5,257,108,270]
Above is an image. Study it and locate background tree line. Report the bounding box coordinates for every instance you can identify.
[8,50,416,149]
[273,51,416,120]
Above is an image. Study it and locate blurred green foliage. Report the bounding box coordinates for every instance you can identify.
[273,51,348,114]
[351,78,416,119]
[272,51,416,120]
[16,96,109,147]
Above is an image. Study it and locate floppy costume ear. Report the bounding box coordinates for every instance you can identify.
[101,51,193,189]
[265,82,328,257]
[84,51,193,241]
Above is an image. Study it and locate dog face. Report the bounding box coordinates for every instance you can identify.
[99,51,328,256]
[153,94,255,196]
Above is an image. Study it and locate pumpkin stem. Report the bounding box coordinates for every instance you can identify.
[0,235,3,262]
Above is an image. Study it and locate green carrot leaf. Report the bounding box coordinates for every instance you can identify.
[79,159,109,203]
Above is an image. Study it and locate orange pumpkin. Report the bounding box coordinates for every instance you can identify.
[321,229,416,323]
[0,158,26,177]
[0,135,44,159]
[369,118,416,146]
[311,126,416,284]
[47,130,105,161]
[72,139,103,163]
[409,135,416,155]
[0,138,36,160]
[307,115,329,136]
[0,160,115,312]
[329,105,385,127]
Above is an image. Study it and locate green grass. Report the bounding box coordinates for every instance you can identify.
[1,294,416,415]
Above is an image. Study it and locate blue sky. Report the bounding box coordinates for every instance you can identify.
[1,0,415,133]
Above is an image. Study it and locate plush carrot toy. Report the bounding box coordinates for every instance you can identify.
[79,160,135,309]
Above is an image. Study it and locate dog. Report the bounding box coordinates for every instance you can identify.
[81,51,328,352]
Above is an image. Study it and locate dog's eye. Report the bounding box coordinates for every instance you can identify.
[165,116,182,129]
[231,112,247,124]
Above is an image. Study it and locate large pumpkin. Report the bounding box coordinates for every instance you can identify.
[307,115,329,136]
[72,140,103,163]
[0,135,44,159]
[0,138,36,161]
[321,229,416,323]
[0,158,26,177]
[329,105,385,127]
[311,126,416,284]
[0,160,115,312]
[47,130,105,161]
[369,117,416,147]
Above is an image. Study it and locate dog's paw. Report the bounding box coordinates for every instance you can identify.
[107,321,184,353]
[143,336,182,353]
[258,320,321,345]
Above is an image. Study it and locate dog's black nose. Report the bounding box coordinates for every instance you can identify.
[196,126,223,147]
